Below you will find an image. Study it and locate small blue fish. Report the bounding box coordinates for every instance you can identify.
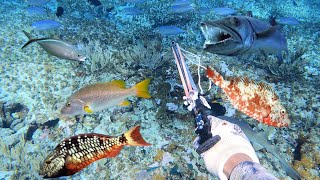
[198,7,211,14]
[154,26,185,36]
[171,4,194,13]
[172,0,192,6]
[121,7,143,15]
[213,7,237,16]
[125,0,145,3]
[32,20,62,31]
[27,6,47,15]
[276,17,300,25]
[26,0,50,6]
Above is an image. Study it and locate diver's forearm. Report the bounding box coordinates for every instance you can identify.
[223,153,253,178]
[229,161,279,180]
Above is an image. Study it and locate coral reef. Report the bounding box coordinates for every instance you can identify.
[0,0,319,179]
[251,47,307,82]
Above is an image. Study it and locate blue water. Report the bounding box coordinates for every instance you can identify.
[0,0,319,179]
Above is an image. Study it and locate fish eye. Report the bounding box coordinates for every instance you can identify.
[77,54,81,57]
[66,102,71,107]
[232,17,240,26]
[45,159,51,164]
[280,110,285,114]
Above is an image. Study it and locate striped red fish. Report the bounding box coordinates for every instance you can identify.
[40,126,151,178]
[206,66,290,127]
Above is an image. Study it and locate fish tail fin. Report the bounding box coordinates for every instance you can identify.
[21,31,48,49]
[22,30,37,49]
[206,66,225,87]
[22,30,32,39]
[134,79,151,98]
[22,30,34,49]
[123,126,151,146]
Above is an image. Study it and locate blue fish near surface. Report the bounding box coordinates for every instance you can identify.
[171,0,194,13]
[276,17,300,25]
[171,4,194,13]
[26,0,50,6]
[120,7,143,15]
[154,26,185,36]
[32,20,62,31]
[125,0,145,3]
[27,6,47,15]
[172,0,192,6]
[198,7,211,15]
[213,7,237,16]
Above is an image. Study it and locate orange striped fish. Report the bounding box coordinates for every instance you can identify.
[40,126,151,178]
[206,66,290,127]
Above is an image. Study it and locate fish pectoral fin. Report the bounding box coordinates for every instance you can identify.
[260,106,271,118]
[118,100,131,106]
[255,26,278,38]
[64,156,81,175]
[84,105,94,113]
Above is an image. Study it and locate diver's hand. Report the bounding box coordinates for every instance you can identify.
[193,116,260,180]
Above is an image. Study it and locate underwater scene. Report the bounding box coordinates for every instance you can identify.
[0,0,319,179]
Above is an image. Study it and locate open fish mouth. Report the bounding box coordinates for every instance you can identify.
[79,56,86,62]
[200,24,233,45]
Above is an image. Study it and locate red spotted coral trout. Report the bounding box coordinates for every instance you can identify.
[61,79,151,116]
[206,67,290,127]
[40,126,151,178]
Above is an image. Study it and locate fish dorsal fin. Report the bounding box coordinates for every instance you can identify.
[233,77,274,93]
[258,81,274,92]
[233,76,255,86]
[109,80,126,88]
[255,26,278,38]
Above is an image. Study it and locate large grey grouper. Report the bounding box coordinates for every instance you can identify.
[22,31,86,62]
[200,16,287,61]
[218,116,302,180]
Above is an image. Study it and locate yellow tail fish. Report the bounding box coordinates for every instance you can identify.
[61,79,151,116]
